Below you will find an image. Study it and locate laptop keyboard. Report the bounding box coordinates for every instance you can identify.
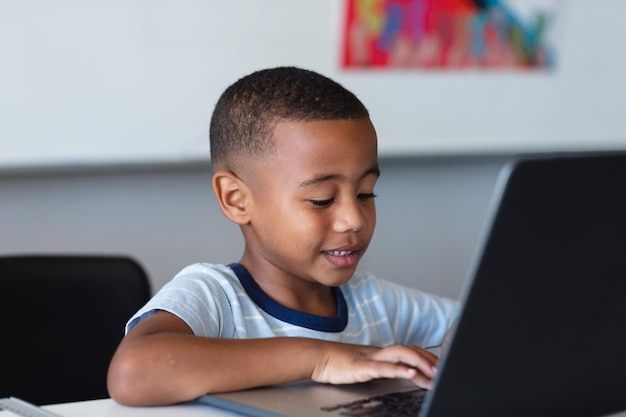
[320,388,427,417]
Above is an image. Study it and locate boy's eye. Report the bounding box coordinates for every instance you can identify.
[358,192,378,201]
[310,198,334,208]
[310,194,377,208]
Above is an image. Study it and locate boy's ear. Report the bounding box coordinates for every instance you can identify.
[212,171,251,225]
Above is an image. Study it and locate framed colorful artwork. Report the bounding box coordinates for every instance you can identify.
[342,0,557,70]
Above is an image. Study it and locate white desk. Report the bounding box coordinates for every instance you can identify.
[0,398,238,417]
[2,398,626,417]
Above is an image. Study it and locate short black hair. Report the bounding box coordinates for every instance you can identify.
[209,66,369,170]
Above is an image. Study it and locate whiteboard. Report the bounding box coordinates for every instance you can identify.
[1,0,626,169]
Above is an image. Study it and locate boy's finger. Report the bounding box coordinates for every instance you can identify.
[360,361,434,389]
[368,345,438,378]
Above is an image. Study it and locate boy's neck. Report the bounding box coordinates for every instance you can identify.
[237,259,337,317]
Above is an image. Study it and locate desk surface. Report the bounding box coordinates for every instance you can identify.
[2,398,626,417]
[0,398,237,417]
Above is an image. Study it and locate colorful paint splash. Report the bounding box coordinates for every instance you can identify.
[342,0,556,69]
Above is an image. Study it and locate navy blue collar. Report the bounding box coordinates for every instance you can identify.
[229,263,348,332]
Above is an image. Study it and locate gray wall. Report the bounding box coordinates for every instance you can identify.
[0,156,508,299]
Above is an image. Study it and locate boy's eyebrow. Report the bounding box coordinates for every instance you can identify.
[297,166,380,188]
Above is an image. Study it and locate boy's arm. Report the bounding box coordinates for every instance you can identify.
[107,310,439,406]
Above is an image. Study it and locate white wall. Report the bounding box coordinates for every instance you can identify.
[2,0,626,168]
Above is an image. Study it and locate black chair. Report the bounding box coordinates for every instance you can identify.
[0,255,151,405]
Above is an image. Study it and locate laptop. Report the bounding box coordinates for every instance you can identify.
[198,152,626,417]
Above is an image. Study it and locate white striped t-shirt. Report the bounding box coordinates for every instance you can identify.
[127,263,459,348]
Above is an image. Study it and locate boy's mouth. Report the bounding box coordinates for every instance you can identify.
[325,250,354,257]
[322,247,362,268]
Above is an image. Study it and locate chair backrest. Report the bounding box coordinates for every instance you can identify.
[0,255,151,405]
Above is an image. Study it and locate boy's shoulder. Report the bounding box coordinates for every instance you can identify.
[167,262,232,282]
[156,262,246,302]
[126,263,242,334]
[175,262,235,280]
[340,270,402,303]
[344,271,458,309]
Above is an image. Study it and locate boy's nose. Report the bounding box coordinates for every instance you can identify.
[333,200,367,233]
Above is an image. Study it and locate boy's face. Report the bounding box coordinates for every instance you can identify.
[240,118,379,289]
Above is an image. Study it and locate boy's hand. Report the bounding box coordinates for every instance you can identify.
[311,343,438,389]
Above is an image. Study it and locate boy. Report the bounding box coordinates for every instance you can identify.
[107,67,459,406]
